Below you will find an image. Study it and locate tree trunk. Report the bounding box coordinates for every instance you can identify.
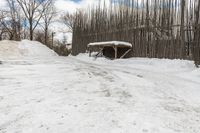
[180,0,186,58]
[30,19,33,40]
[45,26,48,46]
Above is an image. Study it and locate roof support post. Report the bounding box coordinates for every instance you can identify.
[114,46,118,59]
[120,49,132,59]
[89,49,91,57]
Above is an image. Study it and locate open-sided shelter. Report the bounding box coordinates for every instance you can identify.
[87,41,132,59]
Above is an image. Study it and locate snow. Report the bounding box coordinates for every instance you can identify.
[0,40,21,58]
[18,40,57,57]
[88,41,132,47]
[0,40,57,59]
[0,41,200,133]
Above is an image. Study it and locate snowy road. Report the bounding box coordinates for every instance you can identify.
[0,40,200,133]
[0,55,200,133]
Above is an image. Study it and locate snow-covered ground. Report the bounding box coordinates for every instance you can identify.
[0,40,200,133]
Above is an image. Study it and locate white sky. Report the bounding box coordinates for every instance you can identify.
[54,0,99,13]
[0,0,7,9]
[0,0,100,12]
[0,0,165,13]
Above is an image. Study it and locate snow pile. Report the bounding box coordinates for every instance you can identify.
[0,40,21,58]
[113,58,196,73]
[18,40,57,57]
[0,40,57,58]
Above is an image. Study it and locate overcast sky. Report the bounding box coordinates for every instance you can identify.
[0,0,148,13]
[55,0,99,13]
[0,0,99,13]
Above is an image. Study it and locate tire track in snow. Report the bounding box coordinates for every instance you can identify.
[69,57,200,133]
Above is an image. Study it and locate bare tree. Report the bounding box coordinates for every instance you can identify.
[6,0,22,40]
[194,0,200,40]
[180,0,186,58]
[40,0,56,46]
[0,12,6,40]
[0,12,13,40]
[0,0,22,40]
[16,0,51,40]
[61,12,75,33]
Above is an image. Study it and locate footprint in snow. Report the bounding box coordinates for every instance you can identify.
[0,96,3,101]
[137,75,143,78]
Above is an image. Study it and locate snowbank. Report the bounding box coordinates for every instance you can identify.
[0,40,21,58]
[18,40,57,57]
[74,53,196,73]
[0,40,57,58]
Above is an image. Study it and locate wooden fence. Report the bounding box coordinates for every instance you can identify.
[72,0,200,65]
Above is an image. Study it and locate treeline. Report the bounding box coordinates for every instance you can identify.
[72,0,200,65]
[0,0,55,42]
[0,0,71,56]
